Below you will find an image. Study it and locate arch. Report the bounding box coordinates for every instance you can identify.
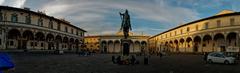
[203,34,213,52]
[68,38,75,50]
[134,41,141,53]
[46,33,54,50]
[108,40,114,53]
[55,35,62,43]
[193,36,201,52]
[8,29,21,39]
[213,33,225,52]
[203,34,212,41]
[63,37,68,43]
[174,39,179,52]
[55,35,62,50]
[180,38,184,43]
[7,29,21,49]
[169,40,174,52]
[226,32,237,48]
[35,32,45,50]
[22,30,34,50]
[46,33,54,41]
[179,38,185,52]
[101,41,107,53]
[214,33,225,41]
[22,30,34,40]
[186,37,193,52]
[35,32,45,41]
[186,37,192,43]
[114,40,121,53]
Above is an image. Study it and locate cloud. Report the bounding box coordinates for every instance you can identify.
[0,0,4,5]
[38,0,199,36]
[1,0,26,8]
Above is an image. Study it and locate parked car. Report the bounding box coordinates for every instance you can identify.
[207,52,236,64]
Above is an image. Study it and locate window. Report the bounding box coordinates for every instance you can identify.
[175,31,176,35]
[11,13,18,22]
[41,43,44,47]
[65,26,68,32]
[31,42,34,46]
[0,11,2,21]
[57,22,61,30]
[49,19,53,29]
[10,41,13,46]
[196,25,198,31]
[81,32,84,37]
[25,14,31,24]
[35,42,37,46]
[217,20,221,27]
[230,18,235,25]
[71,29,73,34]
[38,17,43,26]
[76,30,79,35]
[187,27,190,32]
[205,22,208,29]
[180,29,182,34]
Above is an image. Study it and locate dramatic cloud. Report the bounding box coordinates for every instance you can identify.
[0,0,4,5]
[39,0,199,35]
[1,0,26,8]
[2,0,237,36]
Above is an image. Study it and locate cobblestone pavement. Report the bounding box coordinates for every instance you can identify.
[5,53,240,73]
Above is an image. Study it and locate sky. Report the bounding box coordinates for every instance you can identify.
[1,0,240,36]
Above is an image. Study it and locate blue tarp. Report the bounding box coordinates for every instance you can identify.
[0,52,14,71]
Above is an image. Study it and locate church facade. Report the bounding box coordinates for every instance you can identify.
[84,32,149,53]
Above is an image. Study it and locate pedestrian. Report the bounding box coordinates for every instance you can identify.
[116,56,121,65]
[203,52,208,61]
[112,56,116,64]
[144,56,148,65]
[130,55,136,65]
[159,52,163,58]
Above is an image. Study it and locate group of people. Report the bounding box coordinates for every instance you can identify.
[112,55,149,65]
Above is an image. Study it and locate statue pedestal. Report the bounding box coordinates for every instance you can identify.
[121,39,131,56]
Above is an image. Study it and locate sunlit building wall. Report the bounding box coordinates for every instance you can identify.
[0,6,86,51]
[149,10,240,53]
[84,31,149,53]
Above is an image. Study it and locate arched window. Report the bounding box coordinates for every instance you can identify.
[11,13,18,22]
[38,17,43,26]
[25,14,31,24]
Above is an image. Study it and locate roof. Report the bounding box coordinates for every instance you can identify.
[0,6,86,32]
[149,10,239,39]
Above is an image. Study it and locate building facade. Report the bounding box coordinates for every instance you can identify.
[149,10,240,54]
[84,36,100,52]
[0,6,86,52]
[84,31,149,53]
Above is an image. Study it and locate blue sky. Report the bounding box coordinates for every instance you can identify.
[1,0,240,36]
